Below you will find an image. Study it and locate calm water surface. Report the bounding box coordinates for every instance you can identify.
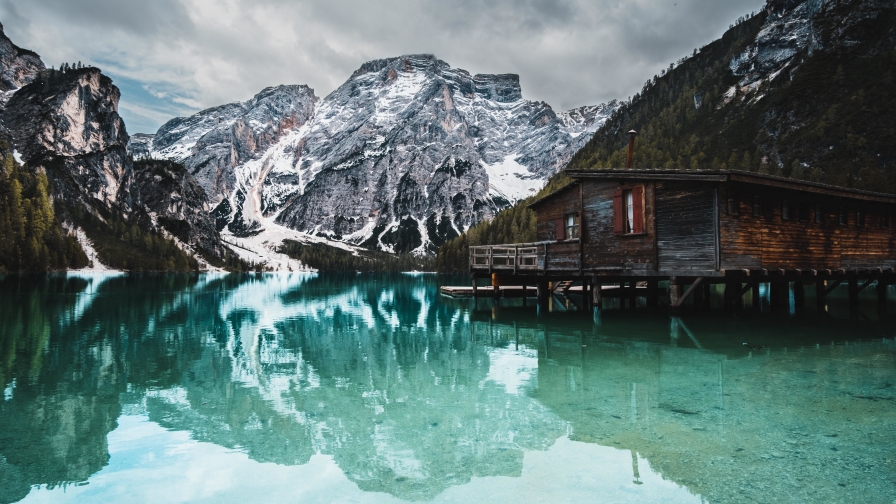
[0,273,894,503]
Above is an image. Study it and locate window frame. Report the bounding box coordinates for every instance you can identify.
[752,196,762,218]
[815,203,824,224]
[856,208,866,228]
[565,212,580,240]
[782,198,792,221]
[839,207,848,226]
[613,185,646,236]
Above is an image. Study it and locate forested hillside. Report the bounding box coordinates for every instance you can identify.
[568,0,896,192]
[0,148,88,272]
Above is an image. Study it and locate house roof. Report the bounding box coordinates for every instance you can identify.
[562,169,896,204]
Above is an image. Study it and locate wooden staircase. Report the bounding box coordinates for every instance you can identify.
[552,280,575,293]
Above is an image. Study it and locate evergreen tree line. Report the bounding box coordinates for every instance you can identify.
[0,149,88,272]
[278,240,435,272]
[68,204,200,272]
[567,2,896,192]
[436,189,567,273]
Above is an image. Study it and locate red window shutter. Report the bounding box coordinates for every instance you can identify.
[632,185,645,234]
[556,218,565,240]
[613,189,624,235]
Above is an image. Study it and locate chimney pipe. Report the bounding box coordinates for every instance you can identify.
[626,130,638,169]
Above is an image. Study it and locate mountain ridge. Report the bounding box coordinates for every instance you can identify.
[134,53,617,255]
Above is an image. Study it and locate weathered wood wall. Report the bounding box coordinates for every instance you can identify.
[581,180,656,270]
[719,182,896,270]
[655,181,717,271]
[535,184,580,242]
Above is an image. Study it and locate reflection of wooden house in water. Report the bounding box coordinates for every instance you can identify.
[470,167,896,312]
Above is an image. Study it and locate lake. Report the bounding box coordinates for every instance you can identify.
[1,273,894,503]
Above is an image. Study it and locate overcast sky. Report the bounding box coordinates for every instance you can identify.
[1,0,764,134]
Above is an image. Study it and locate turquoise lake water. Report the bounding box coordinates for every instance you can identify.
[0,273,894,503]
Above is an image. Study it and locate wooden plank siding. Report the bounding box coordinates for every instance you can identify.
[655,181,717,271]
[581,180,656,270]
[535,183,580,242]
[719,182,896,270]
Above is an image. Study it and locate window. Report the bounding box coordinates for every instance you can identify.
[857,209,865,228]
[882,212,890,228]
[565,213,580,239]
[782,199,791,220]
[798,202,810,222]
[815,204,824,224]
[727,192,739,215]
[839,207,848,226]
[613,186,645,235]
[753,196,762,217]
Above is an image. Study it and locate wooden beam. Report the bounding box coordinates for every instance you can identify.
[856,277,877,294]
[673,277,704,308]
[824,280,843,296]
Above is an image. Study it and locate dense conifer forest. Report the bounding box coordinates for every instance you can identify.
[0,148,88,272]
[278,240,435,272]
[568,3,896,192]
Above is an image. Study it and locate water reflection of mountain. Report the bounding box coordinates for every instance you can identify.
[1,274,894,503]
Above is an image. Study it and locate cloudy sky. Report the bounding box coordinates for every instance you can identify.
[1,0,764,134]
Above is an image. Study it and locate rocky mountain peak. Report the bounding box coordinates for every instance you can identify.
[134,54,618,256]
[2,66,129,204]
[0,22,45,94]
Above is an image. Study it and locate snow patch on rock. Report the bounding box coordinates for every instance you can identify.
[483,155,543,203]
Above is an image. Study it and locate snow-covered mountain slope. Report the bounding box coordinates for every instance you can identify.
[136,55,616,254]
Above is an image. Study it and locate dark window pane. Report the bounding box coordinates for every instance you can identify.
[753,196,761,217]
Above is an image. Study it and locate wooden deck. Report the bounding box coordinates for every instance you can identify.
[440,284,664,299]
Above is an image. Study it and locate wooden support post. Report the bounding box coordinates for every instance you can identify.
[472,276,478,297]
[647,280,659,308]
[794,281,805,309]
[537,281,549,308]
[848,276,859,310]
[751,283,761,311]
[769,282,782,311]
[592,276,603,310]
[877,281,887,314]
[629,281,637,309]
[702,282,712,311]
[816,280,826,313]
[669,277,682,314]
[522,284,528,306]
[723,282,734,311]
[693,280,705,307]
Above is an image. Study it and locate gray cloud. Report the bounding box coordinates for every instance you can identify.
[0,0,765,133]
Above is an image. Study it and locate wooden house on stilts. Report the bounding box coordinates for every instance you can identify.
[470,167,896,313]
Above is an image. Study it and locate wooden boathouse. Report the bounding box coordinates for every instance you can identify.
[469,169,896,312]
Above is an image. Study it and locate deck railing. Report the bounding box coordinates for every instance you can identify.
[470,242,550,273]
